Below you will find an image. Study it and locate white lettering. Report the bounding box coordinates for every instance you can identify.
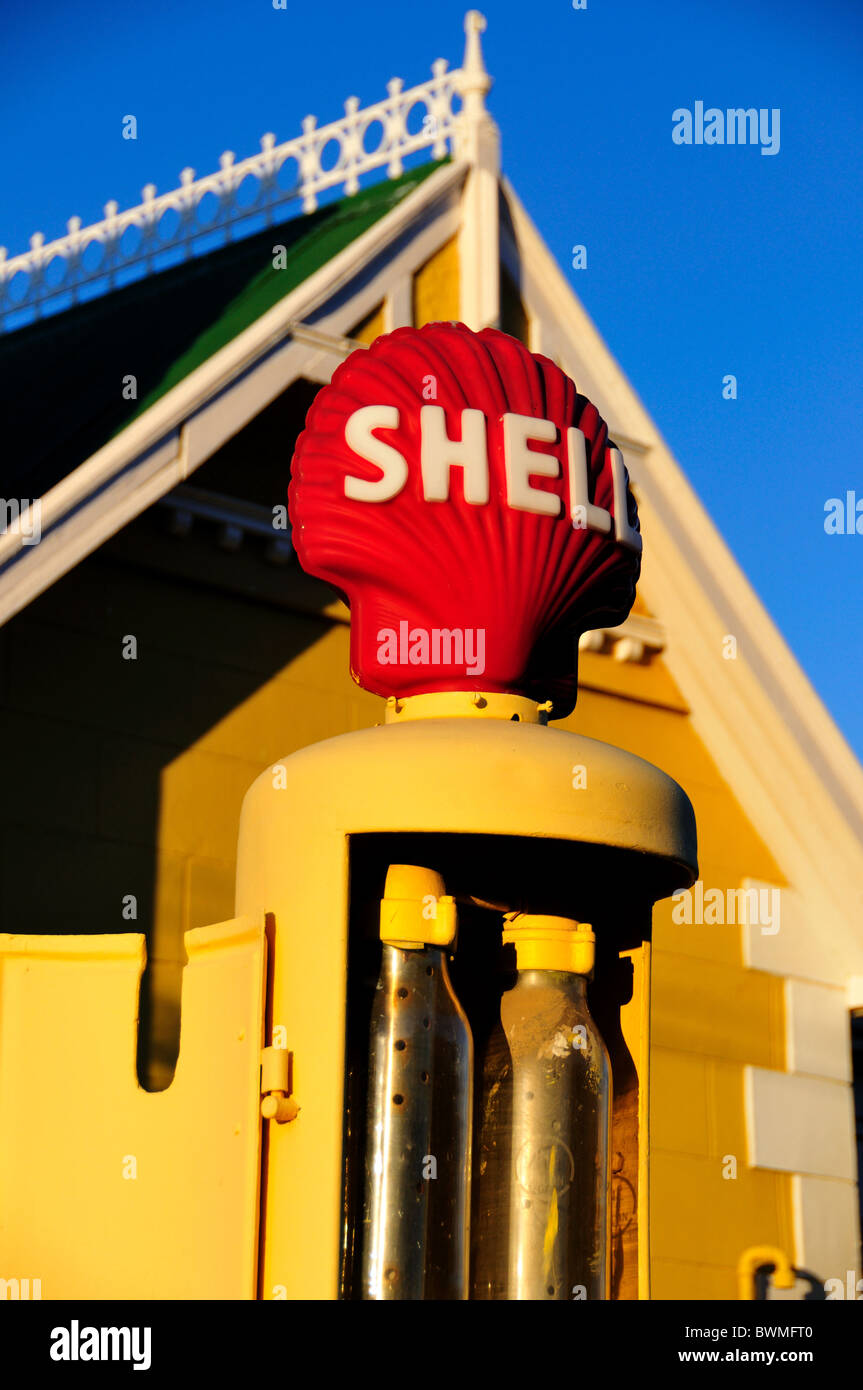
[609,448,642,551]
[344,405,407,501]
[340,407,639,557]
[566,428,612,535]
[420,406,489,503]
[503,413,560,515]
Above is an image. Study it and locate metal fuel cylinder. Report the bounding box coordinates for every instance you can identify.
[471,915,611,1300]
[360,867,473,1300]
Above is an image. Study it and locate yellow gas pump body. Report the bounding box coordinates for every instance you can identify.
[236,692,697,1299]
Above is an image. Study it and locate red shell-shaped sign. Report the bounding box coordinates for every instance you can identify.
[289,322,641,717]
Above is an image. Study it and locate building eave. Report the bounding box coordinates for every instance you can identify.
[0,158,467,626]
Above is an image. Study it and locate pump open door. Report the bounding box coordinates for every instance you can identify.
[0,918,267,1298]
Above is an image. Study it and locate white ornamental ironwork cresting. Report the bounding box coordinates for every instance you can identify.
[0,12,491,333]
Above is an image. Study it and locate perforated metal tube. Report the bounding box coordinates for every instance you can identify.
[361,942,472,1299]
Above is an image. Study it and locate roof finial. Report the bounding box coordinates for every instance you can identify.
[453,12,499,331]
[462,12,490,95]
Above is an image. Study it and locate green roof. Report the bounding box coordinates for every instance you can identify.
[3,160,447,500]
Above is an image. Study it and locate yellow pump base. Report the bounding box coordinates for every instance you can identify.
[236,708,697,1300]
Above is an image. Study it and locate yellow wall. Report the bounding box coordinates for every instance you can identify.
[0,549,370,1092]
[150,618,377,1087]
[413,236,460,325]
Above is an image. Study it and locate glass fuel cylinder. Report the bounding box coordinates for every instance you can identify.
[471,915,611,1301]
[360,866,473,1300]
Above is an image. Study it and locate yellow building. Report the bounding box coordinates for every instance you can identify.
[1,12,861,1300]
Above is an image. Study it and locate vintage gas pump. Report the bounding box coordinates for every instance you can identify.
[236,322,697,1300]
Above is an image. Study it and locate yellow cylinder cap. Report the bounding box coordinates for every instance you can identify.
[502,912,595,975]
[379,864,458,949]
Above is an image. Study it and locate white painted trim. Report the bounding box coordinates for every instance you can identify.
[453,10,500,331]
[791,1176,861,1286]
[456,133,500,329]
[741,880,853,988]
[0,160,466,625]
[607,614,665,650]
[785,978,852,1082]
[0,28,473,331]
[579,614,666,663]
[384,277,412,332]
[1,431,188,621]
[744,1066,856,1180]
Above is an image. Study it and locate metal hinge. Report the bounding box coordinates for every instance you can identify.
[260,1045,299,1124]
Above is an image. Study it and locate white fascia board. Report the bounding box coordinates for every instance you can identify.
[0,160,467,625]
[501,175,863,981]
[0,433,188,624]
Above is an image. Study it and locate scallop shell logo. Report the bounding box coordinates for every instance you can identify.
[289,322,641,718]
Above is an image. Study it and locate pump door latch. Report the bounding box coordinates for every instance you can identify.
[260,1045,299,1123]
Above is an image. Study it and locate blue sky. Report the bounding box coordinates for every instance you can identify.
[3,0,862,759]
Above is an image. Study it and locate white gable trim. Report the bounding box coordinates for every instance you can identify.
[0,160,467,625]
[500,176,863,983]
